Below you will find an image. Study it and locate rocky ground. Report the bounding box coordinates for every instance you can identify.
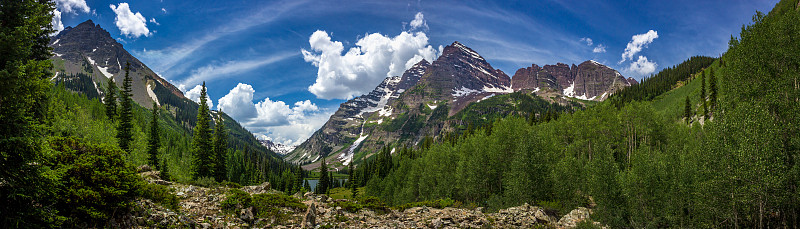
[113,166,606,228]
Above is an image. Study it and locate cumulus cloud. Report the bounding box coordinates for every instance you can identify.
[408,12,428,31]
[593,44,606,53]
[579,37,593,46]
[620,30,658,63]
[184,85,214,108]
[51,10,64,35]
[302,28,439,99]
[56,0,90,14]
[110,3,151,38]
[50,0,91,35]
[217,83,328,146]
[628,56,657,76]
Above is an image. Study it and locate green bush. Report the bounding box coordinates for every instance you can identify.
[331,200,363,213]
[220,189,252,214]
[190,176,218,187]
[358,196,390,214]
[251,193,306,220]
[395,198,457,211]
[139,183,179,211]
[47,137,142,227]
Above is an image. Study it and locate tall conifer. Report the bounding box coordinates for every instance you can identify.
[116,62,134,153]
[147,102,160,169]
[104,77,118,121]
[192,82,214,179]
[212,114,228,182]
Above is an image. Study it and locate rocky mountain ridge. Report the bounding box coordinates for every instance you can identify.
[287,41,634,169]
[259,139,296,156]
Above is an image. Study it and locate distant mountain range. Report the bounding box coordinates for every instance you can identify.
[287,41,635,169]
[259,139,296,155]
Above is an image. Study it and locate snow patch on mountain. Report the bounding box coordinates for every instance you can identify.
[147,84,160,106]
[452,86,480,97]
[342,134,369,166]
[483,85,513,93]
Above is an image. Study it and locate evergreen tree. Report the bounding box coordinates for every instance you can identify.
[116,62,134,153]
[303,179,311,192]
[160,158,172,181]
[212,113,227,182]
[147,102,160,169]
[349,163,358,198]
[709,67,718,112]
[684,96,692,124]
[294,168,303,192]
[701,70,708,119]
[192,82,214,179]
[317,158,329,194]
[104,77,118,121]
[0,0,58,226]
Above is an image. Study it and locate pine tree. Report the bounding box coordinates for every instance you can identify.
[192,82,214,179]
[212,113,227,182]
[294,168,303,192]
[104,77,118,121]
[116,62,134,153]
[701,70,708,119]
[684,96,692,124]
[317,158,329,194]
[147,102,160,170]
[303,179,311,192]
[160,158,172,181]
[709,67,718,112]
[349,163,358,199]
[0,0,58,225]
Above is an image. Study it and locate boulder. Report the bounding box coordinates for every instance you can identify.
[301,202,316,229]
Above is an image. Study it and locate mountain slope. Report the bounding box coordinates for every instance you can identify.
[288,41,633,169]
[48,20,283,161]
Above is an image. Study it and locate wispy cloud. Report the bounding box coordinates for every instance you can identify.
[135,0,309,79]
[179,52,299,91]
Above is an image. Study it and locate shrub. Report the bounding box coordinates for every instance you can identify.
[395,198,457,211]
[139,183,179,211]
[220,189,252,214]
[251,193,306,221]
[190,176,218,187]
[358,196,389,214]
[331,200,363,213]
[47,137,142,227]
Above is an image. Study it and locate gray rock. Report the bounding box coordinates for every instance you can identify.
[302,202,317,229]
[240,206,254,223]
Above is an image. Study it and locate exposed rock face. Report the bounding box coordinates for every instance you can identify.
[512,60,634,101]
[286,60,430,164]
[49,19,185,107]
[259,139,295,155]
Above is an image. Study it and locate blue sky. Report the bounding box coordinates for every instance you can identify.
[54,0,778,145]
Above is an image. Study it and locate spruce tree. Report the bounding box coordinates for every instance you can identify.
[116,62,134,153]
[104,77,118,121]
[317,158,329,194]
[212,113,227,182]
[160,158,172,181]
[709,67,718,112]
[701,70,708,119]
[0,0,58,225]
[303,179,311,192]
[147,102,160,170]
[684,96,692,124]
[294,168,303,192]
[349,163,358,199]
[192,82,214,179]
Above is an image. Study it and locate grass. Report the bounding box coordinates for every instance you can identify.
[651,60,721,121]
[328,187,366,200]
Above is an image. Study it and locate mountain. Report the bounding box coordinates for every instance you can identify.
[259,139,295,155]
[287,41,633,169]
[48,20,281,159]
[511,60,637,101]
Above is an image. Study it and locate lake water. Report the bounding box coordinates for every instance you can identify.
[306,179,348,192]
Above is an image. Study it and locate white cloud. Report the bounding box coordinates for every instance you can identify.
[302,29,439,99]
[149,18,160,26]
[161,8,167,13]
[620,30,658,63]
[184,85,214,108]
[51,10,64,35]
[217,83,328,146]
[628,56,657,76]
[180,52,297,88]
[55,0,90,14]
[408,12,428,31]
[580,37,593,46]
[110,3,151,38]
[593,44,606,53]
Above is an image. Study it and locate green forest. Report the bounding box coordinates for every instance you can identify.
[2,0,800,228]
[348,2,800,228]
